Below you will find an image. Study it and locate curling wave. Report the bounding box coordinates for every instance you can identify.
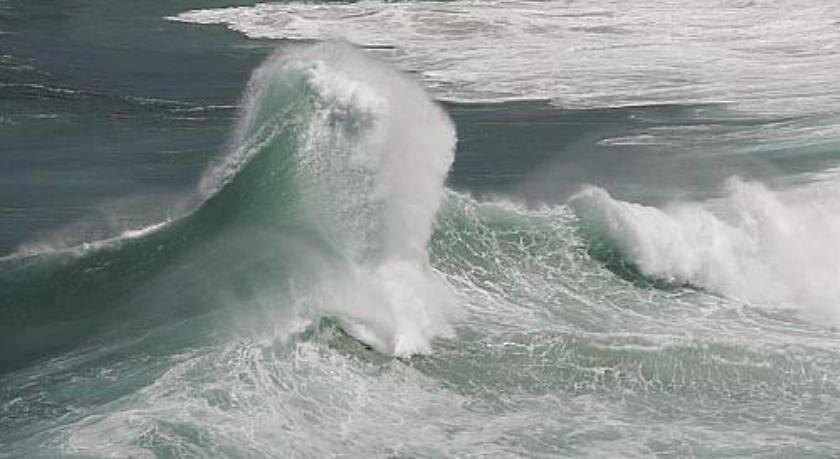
[0,42,457,370]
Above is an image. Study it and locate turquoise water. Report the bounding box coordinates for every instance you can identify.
[3,1,840,457]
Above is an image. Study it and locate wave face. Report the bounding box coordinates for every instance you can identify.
[0,43,456,368]
[199,42,459,355]
[206,42,454,263]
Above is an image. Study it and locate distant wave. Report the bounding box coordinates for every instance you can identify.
[170,0,840,114]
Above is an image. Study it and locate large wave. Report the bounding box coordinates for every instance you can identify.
[199,42,459,355]
[0,43,458,370]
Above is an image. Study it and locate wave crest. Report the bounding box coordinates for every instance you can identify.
[570,177,840,323]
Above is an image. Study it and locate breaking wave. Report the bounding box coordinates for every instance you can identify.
[570,176,840,323]
[4,41,840,457]
[0,42,457,368]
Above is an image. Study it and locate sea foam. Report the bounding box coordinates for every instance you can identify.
[170,0,840,115]
[228,44,458,355]
[570,177,840,323]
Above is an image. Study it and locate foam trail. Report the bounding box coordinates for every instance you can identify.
[170,0,840,114]
[570,177,840,323]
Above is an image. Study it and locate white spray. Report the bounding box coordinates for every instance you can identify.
[570,177,840,323]
[233,43,459,355]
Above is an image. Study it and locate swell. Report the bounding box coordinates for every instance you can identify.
[0,42,457,371]
[5,39,837,377]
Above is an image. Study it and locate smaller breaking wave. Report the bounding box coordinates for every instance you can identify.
[570,177,840,323]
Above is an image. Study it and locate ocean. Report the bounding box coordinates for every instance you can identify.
[2,0,840,456]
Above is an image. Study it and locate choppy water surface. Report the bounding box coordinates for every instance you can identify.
[2,1,840,457]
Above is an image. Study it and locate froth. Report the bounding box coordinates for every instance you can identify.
[230,43,458,355]
[570,178,840,323]
[170,0,840,115]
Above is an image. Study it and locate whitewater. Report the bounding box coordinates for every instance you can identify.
[3,1,840,457]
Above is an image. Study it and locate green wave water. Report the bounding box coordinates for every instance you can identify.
[3,42,840,457]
